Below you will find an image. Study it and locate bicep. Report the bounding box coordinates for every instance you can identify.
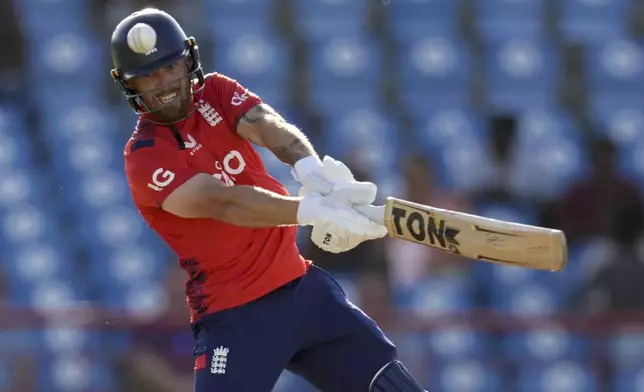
[161,173,231,219]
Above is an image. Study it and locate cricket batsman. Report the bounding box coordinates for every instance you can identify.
[111,8,427,392]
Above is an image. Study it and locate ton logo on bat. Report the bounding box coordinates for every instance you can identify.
[390,206,461,254]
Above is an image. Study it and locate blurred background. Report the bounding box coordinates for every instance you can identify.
[0,0,643,390]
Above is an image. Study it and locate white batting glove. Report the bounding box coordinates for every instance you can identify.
[294,157,387,253]
[292,155,376,205]
[296,189,388,247]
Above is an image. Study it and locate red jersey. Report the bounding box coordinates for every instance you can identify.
[123,73,309,323]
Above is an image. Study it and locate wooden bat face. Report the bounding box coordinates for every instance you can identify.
[383,197,567,272]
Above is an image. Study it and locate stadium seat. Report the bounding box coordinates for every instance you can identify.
[586,40,644,99]
[484,38,559,111]
[432,137,495,191]
[590,96,644,147]
[492,283,558,315]
[609,332,644,370]
[613,368,644,392]
[428,360,505,392]
[413,108,487,151]
[517,361,598,392]
[397,36,471,117]
[387,0,458,43]
[321,109,400,173]
[102,282,169,320]
[28,33,105,87]
[205,0,273,40]
[504,327,589,364]
[618,141,644,185]
[37,356,115,391]
[88,245,165,288]
[307,36,382,114]
[559,0,631,43]
[397,277,473,316]
[510,129,587,200]
[292,0,368,42]
[426,324,489,361]
[475,0,546,42]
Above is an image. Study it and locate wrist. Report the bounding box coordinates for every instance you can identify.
[296,195,319,226]
[292,155,322,182]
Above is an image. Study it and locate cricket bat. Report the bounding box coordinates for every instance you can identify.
[376,197,567,272]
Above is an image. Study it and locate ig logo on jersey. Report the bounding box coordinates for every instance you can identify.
[148,168,175,191]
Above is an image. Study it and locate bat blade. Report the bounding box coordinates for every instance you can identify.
[382,197,567,271]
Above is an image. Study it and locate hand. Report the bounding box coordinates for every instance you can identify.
[292,156,377,205]
[294,156,385,253]
[297,189,388,248]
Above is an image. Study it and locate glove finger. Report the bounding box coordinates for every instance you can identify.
[329,182,377,205]
[304,172,334,195]
[322,156,355,182]
[354,205,386,225]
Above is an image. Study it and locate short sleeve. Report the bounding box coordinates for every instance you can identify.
[125,140,201,208]
[208,73,263,130]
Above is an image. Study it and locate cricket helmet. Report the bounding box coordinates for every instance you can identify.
[110,8,205,122]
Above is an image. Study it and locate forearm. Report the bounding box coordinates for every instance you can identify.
[220,185,302,227]
[238,104,317,165]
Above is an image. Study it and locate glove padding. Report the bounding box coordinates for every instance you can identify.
[301,186,388,253]
[296,157,387,253]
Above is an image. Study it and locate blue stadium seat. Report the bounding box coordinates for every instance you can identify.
[475,0,546,42]
[484,38,559,111]
[428,360,505,392]
[0,170,43,212]
[511,129,587,200]
[397,36,471,116]
[0,204,63,255]
[49,136,121,189]
[28,33,105,87]
[397,277,473,315]
[517,361,598,392]
[590,97,644,147]
[37,356,115,391]
[0,133,35,171]
[413,109,487,150]
[0,331,44,360]
[4,243,74,288]
[205,0,273,40]
[609,332,644,370]
[292,0,368,41]
[492,283,558,315]
[39,95,119,147]
[387,0,458,43]
[73,169,129,211]
[308,37,382,113]
[504,328,589,364]
[613,368,644,392]
[76,204,146,249]
[559,0,631,43]
[586,40,644,98]
[426,325,489,361]
[26,279,79,311]
[618,141,644,185]
[432,137,495,191]
[0,360,13,389]
[89,245,165,288]
[321,109,400,173]
[102,282,168,318]
[213,34,290,86]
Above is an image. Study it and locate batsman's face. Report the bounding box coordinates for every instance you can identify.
[127,58,192,123]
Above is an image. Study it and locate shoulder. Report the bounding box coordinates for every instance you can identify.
[124,120,179,163]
